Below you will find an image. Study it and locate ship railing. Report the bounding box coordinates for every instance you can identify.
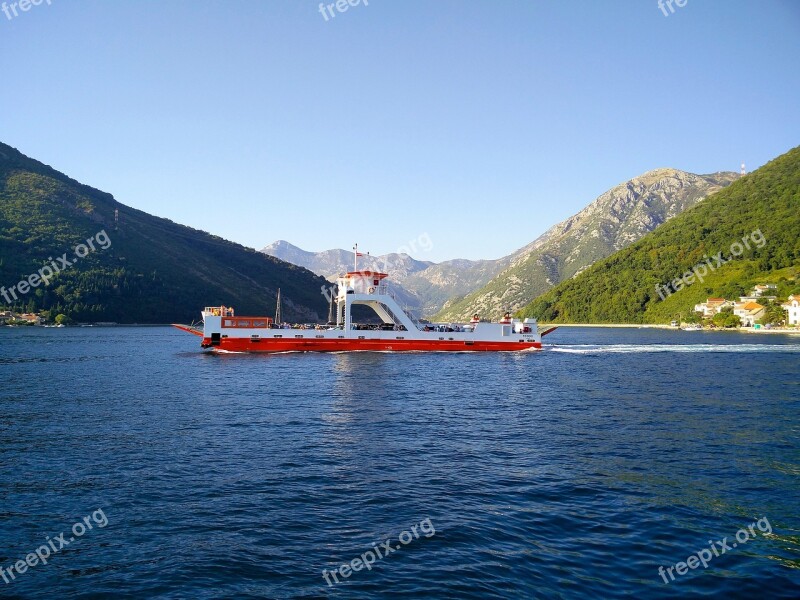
[204,306,235,317]
[365,284,422,329]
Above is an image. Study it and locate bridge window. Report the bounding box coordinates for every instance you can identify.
[222,318,272,328]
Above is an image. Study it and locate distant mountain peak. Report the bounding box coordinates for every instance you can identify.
[434,168,739,321]
[261,242,509,316]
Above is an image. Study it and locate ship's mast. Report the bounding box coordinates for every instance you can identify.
[275,288,282,324]
[327,287,335,324]
[353,243,368,272]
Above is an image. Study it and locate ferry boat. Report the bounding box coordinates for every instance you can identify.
[173,259,556,353]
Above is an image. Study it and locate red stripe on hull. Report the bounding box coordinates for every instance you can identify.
[201,338,542,353]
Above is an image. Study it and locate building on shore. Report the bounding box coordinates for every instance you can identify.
[782,295,800,326]
[752,284,777,297]
[733,301,766,327]
[18,313,43,325]
[738,284,778,304]
[694,298,733,318]
[0,311,44,325]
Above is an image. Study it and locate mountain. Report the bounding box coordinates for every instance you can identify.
[434,168,740,322]
[262,240,434,283]
[262,241,512,316]
[0,142,330,323]
[519,146,800,323]
[400,257,514,316]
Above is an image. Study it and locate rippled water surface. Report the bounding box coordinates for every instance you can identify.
[1,326,799,598]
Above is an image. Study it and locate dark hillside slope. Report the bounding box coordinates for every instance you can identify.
[0,142,329,323]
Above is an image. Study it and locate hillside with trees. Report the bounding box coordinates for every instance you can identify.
[0,142,330,323]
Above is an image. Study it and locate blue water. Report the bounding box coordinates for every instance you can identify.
[1,326,799,598]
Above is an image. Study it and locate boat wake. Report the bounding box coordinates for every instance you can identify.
[547,343,800,354]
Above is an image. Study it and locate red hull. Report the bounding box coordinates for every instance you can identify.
[201,337,542,353]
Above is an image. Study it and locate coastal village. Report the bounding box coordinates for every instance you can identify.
[691,284,800,329]
[0,311,86,327]
[0,311,45,326]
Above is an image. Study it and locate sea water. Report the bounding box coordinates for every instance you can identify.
[1,326,798,598]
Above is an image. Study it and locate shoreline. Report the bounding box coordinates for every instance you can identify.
[544,323,800,334]
[544,323,668,328]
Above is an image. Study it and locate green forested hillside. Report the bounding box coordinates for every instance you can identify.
[519,146,800,323]
[0,142,330,323]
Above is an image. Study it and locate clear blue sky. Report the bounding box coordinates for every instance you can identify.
[2,0,798,262]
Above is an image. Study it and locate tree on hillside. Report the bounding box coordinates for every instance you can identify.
[724,314,742,328]
[712,309,741,328]
[717,283,746,300]
[684,311,703,324]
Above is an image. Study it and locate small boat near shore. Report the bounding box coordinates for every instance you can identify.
[173,252,556,353]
